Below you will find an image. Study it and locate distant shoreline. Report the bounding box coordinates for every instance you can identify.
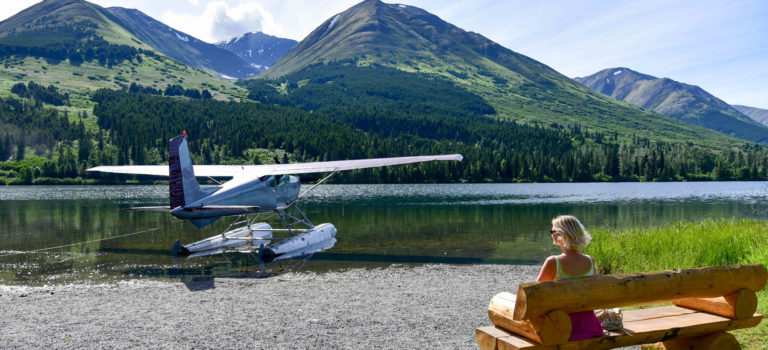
[2,178,766,186]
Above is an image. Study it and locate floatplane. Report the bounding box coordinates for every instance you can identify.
[88,133,462,262]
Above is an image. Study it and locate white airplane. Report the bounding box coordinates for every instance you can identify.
[88,133,462,261]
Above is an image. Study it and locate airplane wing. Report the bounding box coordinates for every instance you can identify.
[87,154,463,178]
[87,165,251,177]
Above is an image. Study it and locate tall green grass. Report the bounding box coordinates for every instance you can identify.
[586,218,768,349]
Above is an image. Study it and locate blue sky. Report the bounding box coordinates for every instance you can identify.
[1,0,766,109]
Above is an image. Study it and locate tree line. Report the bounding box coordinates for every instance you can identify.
[11,81,70,106]
[0,21,148,67]
[86,85,768,183]
[2,60,768,184]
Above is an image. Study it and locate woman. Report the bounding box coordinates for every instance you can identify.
[536,215,603,340]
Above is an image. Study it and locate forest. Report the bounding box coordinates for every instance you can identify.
[1,62,768,184]
[0,21,147,67]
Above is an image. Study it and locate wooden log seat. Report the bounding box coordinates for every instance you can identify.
[476,264,767,350]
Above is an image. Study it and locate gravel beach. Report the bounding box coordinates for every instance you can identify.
[1,264,640,349]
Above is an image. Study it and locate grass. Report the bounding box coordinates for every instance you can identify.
[586,218,768,349]
[0,55,248,105]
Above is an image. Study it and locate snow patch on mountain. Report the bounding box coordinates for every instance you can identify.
[329,15,341,28]
[175,32,189,42]
[613,70,623,75]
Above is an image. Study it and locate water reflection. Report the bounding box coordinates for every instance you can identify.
[0,182,765,285]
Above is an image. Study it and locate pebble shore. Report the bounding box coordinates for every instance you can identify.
[1,264,640,349]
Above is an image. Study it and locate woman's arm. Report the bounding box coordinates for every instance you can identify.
[536,256,557,281]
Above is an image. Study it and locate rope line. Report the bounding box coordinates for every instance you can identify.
[0,226,164,257]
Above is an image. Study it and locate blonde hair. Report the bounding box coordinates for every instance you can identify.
[552,215,591,251]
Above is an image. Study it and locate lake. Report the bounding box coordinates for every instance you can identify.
[1,182,766,285]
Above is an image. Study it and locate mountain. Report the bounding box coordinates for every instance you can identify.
[263,0,555,83]
[733,105,768,127]
[574,68,768,143]
[0,0,246,101]
[0,0,141,48]
[106,7,260,79]
[254,0,743,148]
[216,32,296,70]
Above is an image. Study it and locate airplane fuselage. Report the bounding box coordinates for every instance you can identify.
[169,174,300,221]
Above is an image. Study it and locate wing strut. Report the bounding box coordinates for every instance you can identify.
[291,170,338,206]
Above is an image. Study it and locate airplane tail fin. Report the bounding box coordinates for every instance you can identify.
[168,135,206,209]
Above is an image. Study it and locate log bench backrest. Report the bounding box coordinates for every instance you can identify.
[513,264,768,320]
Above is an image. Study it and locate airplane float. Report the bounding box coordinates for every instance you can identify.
[88,133,462,262]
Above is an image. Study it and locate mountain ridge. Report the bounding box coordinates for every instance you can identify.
[255,0,745,148]
[215,31,296,70]
[0,0,247,102]
[734,105,768,127]
[574,67,768,143]
[264,0,558,83]
[105,7,260,79]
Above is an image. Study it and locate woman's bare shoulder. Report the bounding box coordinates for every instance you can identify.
[537,256,559,281]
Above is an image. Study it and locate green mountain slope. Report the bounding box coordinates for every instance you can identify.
[0,0,246,105]
[574,67,768,143]
[259,0,743,148]
[733,105,768,128]
[0,0,144,48]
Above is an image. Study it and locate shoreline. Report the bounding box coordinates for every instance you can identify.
[0,264,644,349]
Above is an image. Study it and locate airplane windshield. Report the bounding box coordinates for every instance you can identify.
[260,175,291,187]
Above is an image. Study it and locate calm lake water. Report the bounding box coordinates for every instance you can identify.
[1,182,766,285]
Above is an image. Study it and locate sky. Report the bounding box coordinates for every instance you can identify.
[1,0,766,109]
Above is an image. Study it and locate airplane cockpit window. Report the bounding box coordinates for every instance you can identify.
[260,175,276,186]
[260,175,289,187]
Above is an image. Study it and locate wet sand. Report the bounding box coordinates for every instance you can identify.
[0,264,639,349]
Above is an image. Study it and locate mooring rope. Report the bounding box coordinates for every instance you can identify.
[0,226,164,257]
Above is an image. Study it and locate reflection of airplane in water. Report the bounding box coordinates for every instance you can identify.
[88,133,462,262]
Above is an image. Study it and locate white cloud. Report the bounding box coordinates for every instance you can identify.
[0,0,41,21]
[260,0,359,40]
[160,1,283,43]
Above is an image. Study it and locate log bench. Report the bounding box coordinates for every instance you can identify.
[476,264,767,350]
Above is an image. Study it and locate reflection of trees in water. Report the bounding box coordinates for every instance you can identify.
[303,201,757,263]
[0,200,169,250]
[0,193,760,285]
